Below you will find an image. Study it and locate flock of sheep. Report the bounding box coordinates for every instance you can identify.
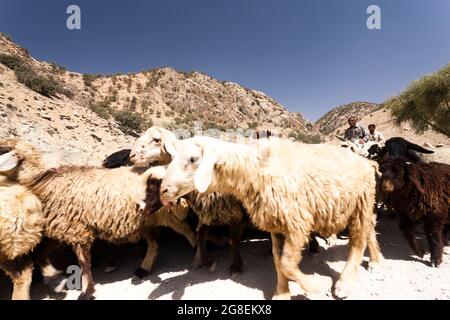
[0,127,449,300]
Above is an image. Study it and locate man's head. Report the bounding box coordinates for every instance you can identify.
[348,116,357,128]
[368,124,376,134]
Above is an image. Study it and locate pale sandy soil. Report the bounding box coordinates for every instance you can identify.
[1,213,449,300]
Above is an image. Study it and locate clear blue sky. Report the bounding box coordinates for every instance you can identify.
[1,0,449,121]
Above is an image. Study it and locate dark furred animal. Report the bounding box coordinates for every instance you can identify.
[376,137,434,163]
[379,157,450,267]
[102,149,132,168]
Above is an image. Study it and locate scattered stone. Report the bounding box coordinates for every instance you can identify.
[435,143,444,148]
[91,134,102,142]
[424,142,434,148]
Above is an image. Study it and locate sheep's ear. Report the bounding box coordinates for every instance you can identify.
[404,164,425,194]
[163,138,178,158]
[0,151,19,172]
[194,153,217,193]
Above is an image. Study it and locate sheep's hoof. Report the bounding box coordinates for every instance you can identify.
[132,267,150,284]
[104,265,117,273]
[77,293,95,300]
[367,259,384,273]
[333,280,352,299]
[430,258,442,268]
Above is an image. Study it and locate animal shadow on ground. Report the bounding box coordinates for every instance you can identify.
[0,214,436,300]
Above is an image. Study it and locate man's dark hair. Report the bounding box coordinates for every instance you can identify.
[368,124,376,129]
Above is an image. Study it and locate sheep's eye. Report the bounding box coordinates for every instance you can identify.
[153,138,161,143]
[190,156,199,164]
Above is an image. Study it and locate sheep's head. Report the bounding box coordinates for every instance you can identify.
[161,137,219,205]
[102,149,132,168]
[129,127,178,167]
[0,138,44,179]
[379,157,420,193]
[384,137,434,163]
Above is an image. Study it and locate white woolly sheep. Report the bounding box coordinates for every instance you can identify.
[160,136,384,299]
[130,127,249,276]
[101,150,196,283]
[0,146,44,300]
[0,138,164,300]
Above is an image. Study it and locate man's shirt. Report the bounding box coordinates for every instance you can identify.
[344,124,369,142]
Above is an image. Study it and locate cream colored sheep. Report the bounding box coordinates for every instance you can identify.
[160,136,384,299]
[130,127,248,276]
[101,151,196,282]
[0,147,44,300]
[0,138,164,300]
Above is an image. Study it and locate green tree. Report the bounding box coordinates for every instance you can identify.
[386,63,450,137]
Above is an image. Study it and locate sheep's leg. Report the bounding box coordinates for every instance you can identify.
[34,238,63,284]
[229,221,245,277]
[164,218,197,248]
[367,215,384,271]
[72,243,95,300]
[279,235,326,296]
[271,233,290,300]
[104,244,121,273]
[132,231,158,285]
[191,224,215,272]
[423,217,444,267]
[334,229,367,299]
[1,256,34,300]
[443,225,449,247]
[398,215,425,258]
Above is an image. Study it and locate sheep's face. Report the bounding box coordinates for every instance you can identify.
[130,127,177,167]
[379,160,406,193]
[161,139,216,205]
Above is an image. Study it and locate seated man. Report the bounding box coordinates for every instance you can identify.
[367,124,385,145]
[344,116,369,144]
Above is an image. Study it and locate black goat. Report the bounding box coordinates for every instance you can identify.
[379,157,450,267]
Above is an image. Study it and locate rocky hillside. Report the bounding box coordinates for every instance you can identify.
[0,34,311,142]
[0,62,134,165]
[1,33,448,162]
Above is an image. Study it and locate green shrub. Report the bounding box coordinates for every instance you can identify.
[0,54,23,70]
[0,54,70,97]
[113,110,143,133]
[289,132,322,144]
[90,100,112,119]
[83,74,101,87]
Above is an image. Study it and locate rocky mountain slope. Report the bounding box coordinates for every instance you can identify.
[0,34,311,146]
[1,32,448,163]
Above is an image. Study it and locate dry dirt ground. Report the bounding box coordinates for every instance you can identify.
[1,213,449,300]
